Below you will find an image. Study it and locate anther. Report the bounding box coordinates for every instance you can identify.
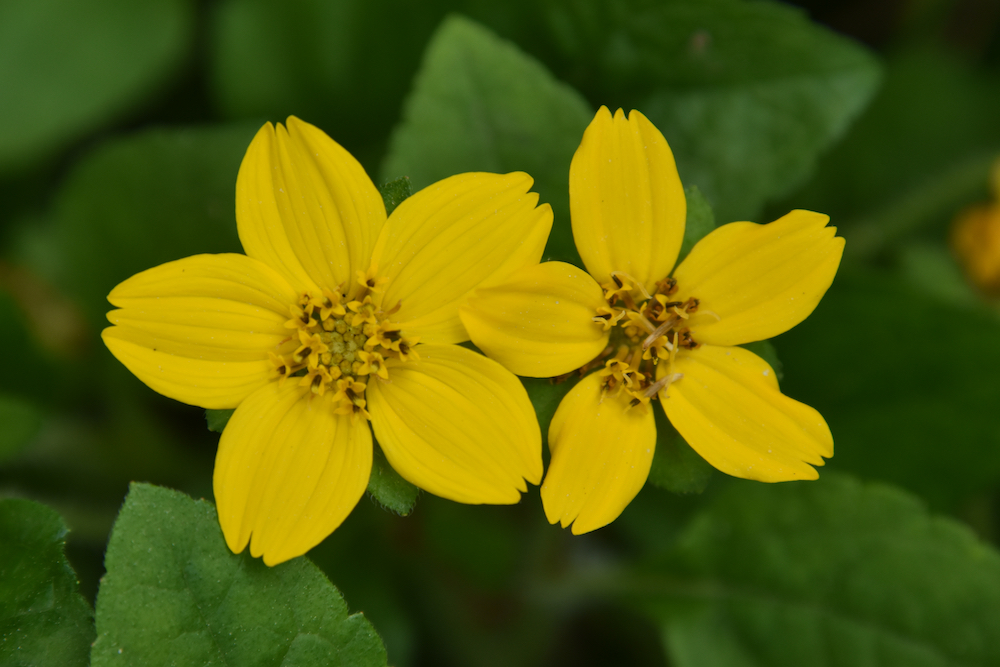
[655,277,678,296]
[678,329,699,350]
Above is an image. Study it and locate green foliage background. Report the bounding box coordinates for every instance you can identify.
[2,0,1000,665]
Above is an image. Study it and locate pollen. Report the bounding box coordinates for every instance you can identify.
[588,274,699,408]
[275,280,417,418]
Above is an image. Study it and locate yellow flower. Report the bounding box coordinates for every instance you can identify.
[460,107,844,534]
[102,117,551,564]
[952,157,1000,294]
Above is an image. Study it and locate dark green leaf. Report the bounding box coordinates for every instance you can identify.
[0,394,43,463]
[90,483,387,666]
[50,123,259,327]
[378,176,413,216]
[539,0,881,223]
[0,0,193,172]
[383,15,593,266]
[648,404,712,495]
[0,499,94,667]
[367,443,418,515]
[646,475,1000,667]
[678,185,716,264]
[776,270,1000,509]
[205,409,234,434]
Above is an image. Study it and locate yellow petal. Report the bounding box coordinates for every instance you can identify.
[236,117,386,294]
[662,344,832,482]
[366,344,541,504]
[371,172,552,345]
[459,261,609,378]
[672,210,844,346]
[214,382,372,566]
[570,106,686,292]
[103,253,297,409]
[541,373,656,534]
[951,202,1000,293]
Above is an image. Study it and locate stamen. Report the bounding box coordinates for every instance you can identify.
[611,271,652,300]
[631,311,658,334]
[642,314,678,350]
[643,373,683,399]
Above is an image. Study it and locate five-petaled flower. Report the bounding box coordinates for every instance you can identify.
[103,117,551,565]
[460,107,845,534]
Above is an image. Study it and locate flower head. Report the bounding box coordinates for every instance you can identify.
[460,107,844,534]
[103,117,551,564]
[952,156,1000,294]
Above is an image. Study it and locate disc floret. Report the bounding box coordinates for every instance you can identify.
[590,273,700,407]
[276,280,418,418]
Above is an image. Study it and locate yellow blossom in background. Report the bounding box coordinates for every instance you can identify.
[952,157,1000,294]
[102,117,550,565]
[460,107,845,534]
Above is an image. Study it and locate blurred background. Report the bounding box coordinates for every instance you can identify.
[2,0,999,665]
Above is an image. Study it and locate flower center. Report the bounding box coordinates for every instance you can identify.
[588,272,700,408]
[273,275,418,419]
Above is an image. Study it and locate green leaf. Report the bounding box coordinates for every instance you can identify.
[648,404,712,495]
[0,394,44,463]
[205,409,234,434]
[0,499,94,667]
[540,0,881,223]
[790,47,1000,236]
[210,0,450,166]
[645,475,1000,667]
[383,15,593,266]
[90,483,387,666]
[0,0,193,172]
[378,176,413,216]
[367,444,419,515]
[678,185,716,264]
[776,269,1000,509]
[50,123,259,327]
